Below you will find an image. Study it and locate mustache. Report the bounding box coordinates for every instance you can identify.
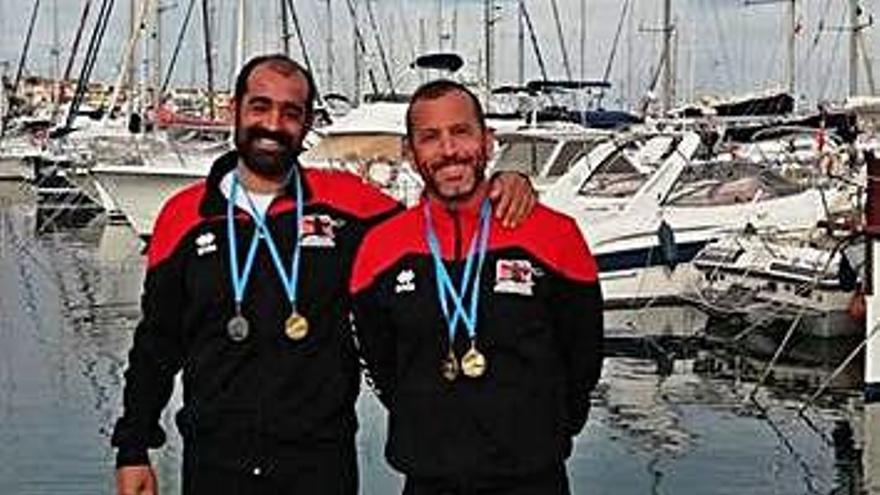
[244,127,292,148]
[426,155,476,171]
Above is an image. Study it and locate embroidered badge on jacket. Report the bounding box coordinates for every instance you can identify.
[494,259,535,295]
[195,232,217,256]
[395,269,416,293]
[301,214,341,248]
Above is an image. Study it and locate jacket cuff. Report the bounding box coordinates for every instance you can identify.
[116,446,150,468]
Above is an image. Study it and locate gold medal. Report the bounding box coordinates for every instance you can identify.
[461,342,487,378]
[441,348,459,381]
[285,311,309,340]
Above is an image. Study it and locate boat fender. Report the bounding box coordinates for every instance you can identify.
[657,220,678,270]
[847,287,866,323]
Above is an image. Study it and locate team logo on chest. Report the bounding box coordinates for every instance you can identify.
[395,269,416,294]
[195,231,217,256]
[300,214,342,248]
[494,259,536,296]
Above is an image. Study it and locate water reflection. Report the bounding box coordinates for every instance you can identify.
[0,184,869,494]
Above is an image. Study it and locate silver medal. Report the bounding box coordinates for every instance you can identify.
[227,315,250,342]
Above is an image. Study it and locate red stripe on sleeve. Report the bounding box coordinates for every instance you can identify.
[146,183,207,269]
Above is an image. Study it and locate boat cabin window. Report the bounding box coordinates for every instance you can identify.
[576,148,648,198]
[495,138,557,176]
[664,162,802,206]
[546,141,594,178]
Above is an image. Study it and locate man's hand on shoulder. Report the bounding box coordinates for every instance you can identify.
[489,172,536,228]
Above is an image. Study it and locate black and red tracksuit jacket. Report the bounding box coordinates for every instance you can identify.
[350,195,604,480]
[111,151,401,471]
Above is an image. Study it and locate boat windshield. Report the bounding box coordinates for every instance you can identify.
[664,161,803,206]
[576,147,648,198]
[495,137,558,176]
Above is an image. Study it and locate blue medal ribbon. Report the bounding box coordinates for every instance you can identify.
[424,199,492,345]
[226,177,263,313]
[227,167,305,313]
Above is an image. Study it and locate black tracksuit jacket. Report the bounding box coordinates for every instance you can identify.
[350,195,604,480]
[111,151,400,474]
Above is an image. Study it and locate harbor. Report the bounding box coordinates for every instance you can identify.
[0,179,867,493]
[1,0,880,493]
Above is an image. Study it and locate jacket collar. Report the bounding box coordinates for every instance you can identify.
[199,150,314,217]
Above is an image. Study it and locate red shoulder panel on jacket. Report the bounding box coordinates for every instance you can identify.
[146,182,207,269]
[350,202,599,294]
[304,169,400,219]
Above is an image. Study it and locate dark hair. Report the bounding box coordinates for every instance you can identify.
[405,79,485,136]
[233,54,317,116]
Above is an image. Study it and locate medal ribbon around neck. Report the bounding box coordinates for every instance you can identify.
[227,167,305,314]
[423,199,492,346]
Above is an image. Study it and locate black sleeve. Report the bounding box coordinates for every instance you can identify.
[554,279,604,436]
[111,256,186,467]
[352,285,397,409]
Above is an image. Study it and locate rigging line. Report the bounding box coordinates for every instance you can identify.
[285,0,322,102]
[12,0,41,97]
[519,0,548,82]
[708,0,736,91]
[746,397,823,495]
[799,0,834,72]
[597,0,631,108]
[63,0,94,83]
[66,0,115,131]
[817,7,847,101]
[343,0,379,96]
[761,9,785,94]
[603,0,630,83]
[161,0,197,95]
[549,0,572,80]
[363,0,396,95]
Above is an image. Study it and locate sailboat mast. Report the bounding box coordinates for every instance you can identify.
[234,0,247,79]
[280,0,291,55]
[484,0,494,104]
[517,0,524,85]
[787,0,795,96]
[579,0,586,82]
[662,0,674,112]
[201,0,216,120]
[326,0,334,92]
[850,0,859,96]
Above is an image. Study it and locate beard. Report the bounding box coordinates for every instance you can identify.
[234,124,302,179]
[420,155,487,202]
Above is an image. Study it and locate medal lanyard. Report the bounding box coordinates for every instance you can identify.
[424,199,491,344]
[233,169,304,310]
[227,177,263,312]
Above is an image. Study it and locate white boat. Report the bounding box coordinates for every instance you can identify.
[542,131,849,306]
[683,231,862,338]
[91,146,222,240]
[491,122,612,192]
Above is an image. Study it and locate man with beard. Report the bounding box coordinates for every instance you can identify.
[112,56,535,495]
[350,80,604,495]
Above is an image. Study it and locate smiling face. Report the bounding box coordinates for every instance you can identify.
[406,88,494,203]
[233,63,312,180]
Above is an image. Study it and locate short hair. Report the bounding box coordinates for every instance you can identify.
[233,54,317,116]
[406,79,485,136]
